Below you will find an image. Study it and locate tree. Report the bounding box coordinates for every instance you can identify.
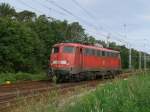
[16,10,36,22]
[0,18,44,72]
[0,3,16,17]
[66,22,85,39]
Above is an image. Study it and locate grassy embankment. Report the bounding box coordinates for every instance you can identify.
[9,72,150,112]
[0,72,47,84]
[65,72,150,112]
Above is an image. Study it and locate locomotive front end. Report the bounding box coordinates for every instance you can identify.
[48,43,76,82]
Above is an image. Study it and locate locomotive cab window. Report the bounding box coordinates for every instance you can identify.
[63,46,75,53]
[52,47,59,54]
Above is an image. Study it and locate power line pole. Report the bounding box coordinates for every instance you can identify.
[144,39,147,71]
[129,44,132,69]
[106,33,110,48]
[124,24,132,69]
[144,53,146,70]
[139,51,141,70]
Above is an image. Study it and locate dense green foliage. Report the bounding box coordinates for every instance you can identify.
[0,3,149,73]
[65,73,150,112]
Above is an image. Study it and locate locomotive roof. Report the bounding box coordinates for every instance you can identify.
[54,43,119,53]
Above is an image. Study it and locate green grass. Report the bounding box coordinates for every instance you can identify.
[0,72,48,84]
[64,72,150,112]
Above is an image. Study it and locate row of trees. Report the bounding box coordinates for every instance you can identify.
[0,3,149,73]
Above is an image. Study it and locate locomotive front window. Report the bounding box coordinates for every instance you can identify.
[52,47,59,53]
[63,46,75,53]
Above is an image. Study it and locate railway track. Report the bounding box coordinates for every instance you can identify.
[0,72,140,111]
[0,80,104,110]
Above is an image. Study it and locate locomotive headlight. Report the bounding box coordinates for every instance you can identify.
[60,60,67,64]
[52,60,68,65]
[52,60,57,64]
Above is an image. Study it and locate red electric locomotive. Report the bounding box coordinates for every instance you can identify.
[48,43,121,82]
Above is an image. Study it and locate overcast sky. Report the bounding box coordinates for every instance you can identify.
[1,0,150,52]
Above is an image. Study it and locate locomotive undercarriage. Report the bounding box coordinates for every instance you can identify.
[48,68,121,83]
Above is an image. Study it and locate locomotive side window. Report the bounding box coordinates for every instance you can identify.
[84,48,103,56]
[112,52,115,57]
[102,51,105,56]
[107,52,110,56]
[84,48,96,56]
[88,49,92,55]
[105,52,108,56]
[108,52,112,57]
[83,48,86,55]
[97,50,102,56]
[84,48,88,55]
[52,47,59,53]
[113,53,117,57]
[111,52,118,57]
[96,50,99,56]
[106,52,109,56]
[63,46,75,53]
[84,48,90,55]
[92,49,96,56]
[115,53,119,57]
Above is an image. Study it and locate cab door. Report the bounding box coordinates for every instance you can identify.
[75,47,83,73]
